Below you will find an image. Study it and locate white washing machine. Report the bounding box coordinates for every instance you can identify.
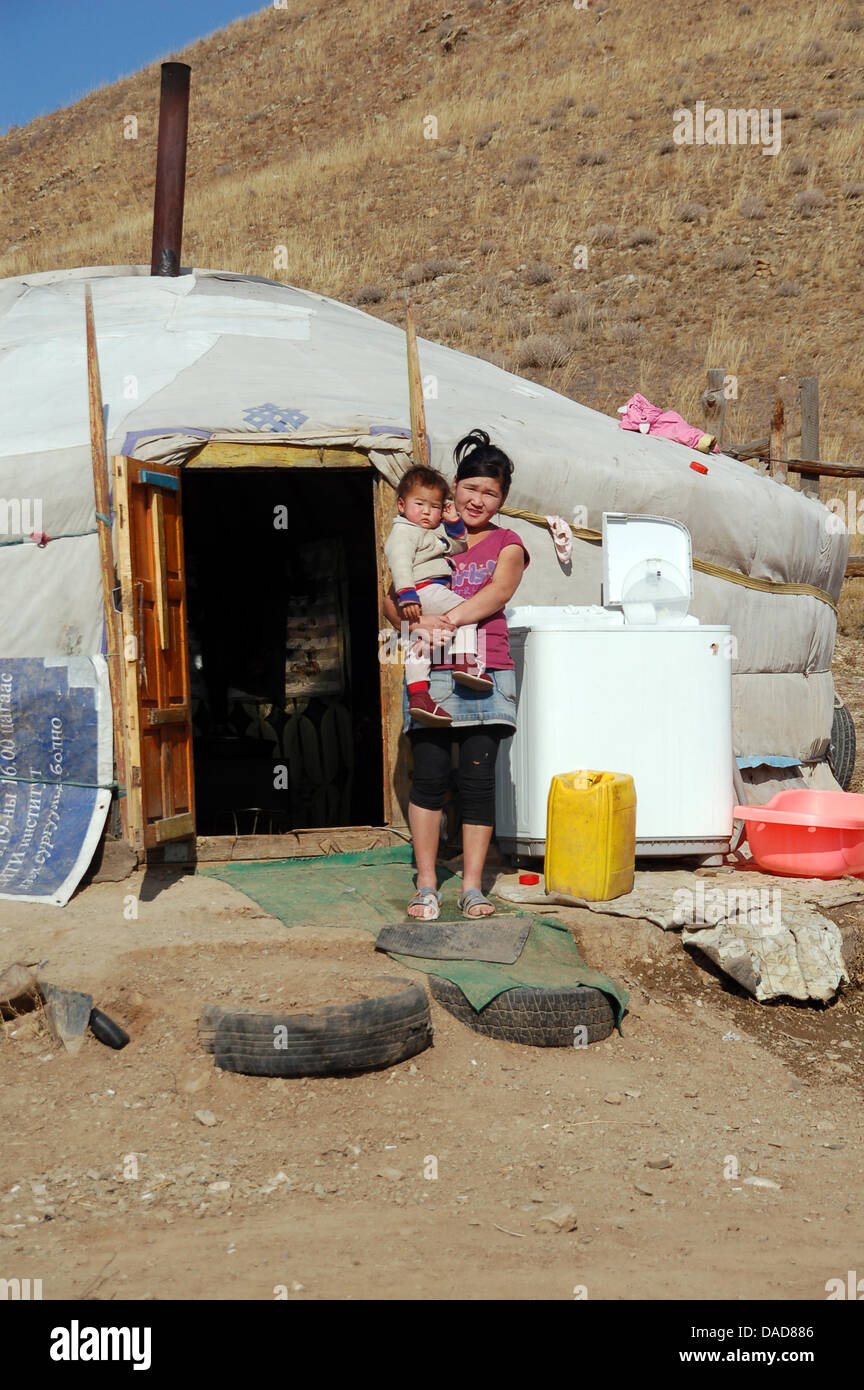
[495,512,734,858]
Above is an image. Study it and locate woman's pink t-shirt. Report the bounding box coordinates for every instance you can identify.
[435,526,530,671]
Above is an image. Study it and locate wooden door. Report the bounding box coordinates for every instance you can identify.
[113,457,195,852]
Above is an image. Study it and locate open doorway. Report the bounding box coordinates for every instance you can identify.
[181,468,384,835]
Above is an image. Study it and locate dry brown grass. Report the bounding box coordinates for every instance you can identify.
[3,0,864,619]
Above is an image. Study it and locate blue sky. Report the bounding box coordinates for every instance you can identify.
[0,1,266,134]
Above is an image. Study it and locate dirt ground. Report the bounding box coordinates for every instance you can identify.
[2,849,864,1303]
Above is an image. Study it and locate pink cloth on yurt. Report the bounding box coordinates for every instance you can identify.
[618,392,719,451]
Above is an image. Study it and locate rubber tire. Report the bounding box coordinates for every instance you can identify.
[89,1008,130,1050]
[429,976,616,1046]
[828,697,856,792]
[198,977,432,1077]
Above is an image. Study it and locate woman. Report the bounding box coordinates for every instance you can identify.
[383,429,530,920]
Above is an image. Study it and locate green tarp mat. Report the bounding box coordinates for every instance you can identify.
[199,844,628,1025]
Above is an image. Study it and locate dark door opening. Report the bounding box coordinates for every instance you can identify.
[182,468,384,835]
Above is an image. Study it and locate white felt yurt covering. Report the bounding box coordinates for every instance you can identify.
[0,266,849,902]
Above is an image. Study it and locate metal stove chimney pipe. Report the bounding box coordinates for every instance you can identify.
[150,62,191,276]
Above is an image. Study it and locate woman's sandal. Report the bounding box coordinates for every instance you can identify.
[406,886,441,921]
[458,888,496,919]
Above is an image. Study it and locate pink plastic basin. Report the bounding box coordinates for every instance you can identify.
[734,789,864,878]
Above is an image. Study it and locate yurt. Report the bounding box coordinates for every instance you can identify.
[0,261,849,904]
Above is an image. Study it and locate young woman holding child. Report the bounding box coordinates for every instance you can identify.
[383,428,530,921]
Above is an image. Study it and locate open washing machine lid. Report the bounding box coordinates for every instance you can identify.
[602,512,694,616]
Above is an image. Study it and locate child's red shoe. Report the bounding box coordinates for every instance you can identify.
[451,657,493,691]
[409,690,453,725]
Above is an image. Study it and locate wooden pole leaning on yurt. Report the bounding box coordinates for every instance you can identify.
[405,302,430,467]
[85,284,128,838]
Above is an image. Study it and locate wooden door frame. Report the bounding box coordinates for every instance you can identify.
[117,438,409,859]
[113,456,196,856]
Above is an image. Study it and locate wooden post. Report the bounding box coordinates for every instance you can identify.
[769,375,798,485]
[405,302,429,467]
[799,376,820,499]
[769,395,787,484]
[700,367,727,448]
[85,285,128,838]
[373,475,410,827]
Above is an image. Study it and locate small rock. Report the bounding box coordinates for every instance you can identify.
[207,1181,230,1192]
[635,1183,653,1196]
[623,1088,641,1099]
[683,1090,698,1098]
[534,1205,578,1234]
[181,1069,211,1095]
[646,1157,673,1170]
[260,1171,293,1195]
[40,981,93,1056]
[0,962,39,1006]
[604,1092,624,1105]
[743,1176,781,1190]
[376,1167,404,1181]
[194,1110,217,1127]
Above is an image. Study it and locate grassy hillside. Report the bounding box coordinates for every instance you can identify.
[2,0,864,615]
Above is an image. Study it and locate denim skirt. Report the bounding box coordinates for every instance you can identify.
[402,666,517,735]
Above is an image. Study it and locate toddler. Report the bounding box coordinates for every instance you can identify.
[384,464,491,726]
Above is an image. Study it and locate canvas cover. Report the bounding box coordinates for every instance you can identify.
[0,266,848,900]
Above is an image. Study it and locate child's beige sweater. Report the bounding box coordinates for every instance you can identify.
[385,514,467,605]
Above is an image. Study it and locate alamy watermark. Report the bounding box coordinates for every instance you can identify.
[378,621,487,668]
[49,1322,151,1370]
[672,883,782,933]
[0,1276,42,1300]
[826,1270,864,1299]
[0,497,43,538]
[824,491,864,535]
[673,102,782,157]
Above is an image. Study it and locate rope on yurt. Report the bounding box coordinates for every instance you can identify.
[498,505,839,612]
[0,773,124,794]
[0,528,98,549]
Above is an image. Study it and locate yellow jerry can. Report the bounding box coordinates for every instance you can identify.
[545,770,636,901]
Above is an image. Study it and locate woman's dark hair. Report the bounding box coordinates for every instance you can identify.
[453,429,514,499]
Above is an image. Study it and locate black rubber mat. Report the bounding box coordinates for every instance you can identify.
[375,918,531,964]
